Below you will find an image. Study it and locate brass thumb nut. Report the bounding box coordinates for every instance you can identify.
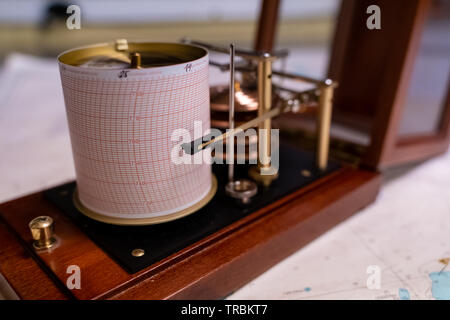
[29,216,56,250]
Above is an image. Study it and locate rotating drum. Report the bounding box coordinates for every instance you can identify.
[58,41,216,225]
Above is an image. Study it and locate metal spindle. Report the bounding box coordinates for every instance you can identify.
[228,44,235,183]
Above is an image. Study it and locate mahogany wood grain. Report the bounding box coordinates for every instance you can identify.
[254,0,280,52]
[0,167,380,299]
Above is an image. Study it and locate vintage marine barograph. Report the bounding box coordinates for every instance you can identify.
[0,0,449,299]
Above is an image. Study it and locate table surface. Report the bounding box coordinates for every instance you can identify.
[0,53,449,300]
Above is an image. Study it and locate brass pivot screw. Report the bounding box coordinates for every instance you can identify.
[29,216,56,250]
[131,248,145,257]
[130,52,142,69]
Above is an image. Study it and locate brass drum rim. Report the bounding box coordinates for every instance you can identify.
[73,175,217,226]
[58,41,208,68]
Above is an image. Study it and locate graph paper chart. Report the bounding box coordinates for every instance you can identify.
[59,55,212,219]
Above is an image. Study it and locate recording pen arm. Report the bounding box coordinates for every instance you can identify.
[181,102,290,155]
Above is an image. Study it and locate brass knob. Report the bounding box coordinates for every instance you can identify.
[29,216,56,250]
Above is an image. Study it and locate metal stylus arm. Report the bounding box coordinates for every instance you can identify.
[181,98,302,155]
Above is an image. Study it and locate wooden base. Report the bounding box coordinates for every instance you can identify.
[0,167,380,300]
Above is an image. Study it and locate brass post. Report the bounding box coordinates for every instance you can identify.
[130,52,142,69]
[249,53,278,186]
[316,80,334,171]
[258,54,272,168]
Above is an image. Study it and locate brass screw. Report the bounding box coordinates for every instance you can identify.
[131,248,145,257]
[115,38,129,51]
[301,169,311,177]
[130,52,142,69]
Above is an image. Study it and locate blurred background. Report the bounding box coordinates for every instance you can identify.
[0,0,340,76]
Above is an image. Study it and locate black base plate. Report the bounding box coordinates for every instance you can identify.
[45,144,339,274]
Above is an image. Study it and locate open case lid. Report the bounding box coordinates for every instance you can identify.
[328,0,450,170]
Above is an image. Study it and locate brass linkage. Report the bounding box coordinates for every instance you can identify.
[181,40,338,173]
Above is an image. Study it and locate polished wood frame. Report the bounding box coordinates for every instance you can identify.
[329,0,450,169]
[254,0,281,52]
[0,167,380,299]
